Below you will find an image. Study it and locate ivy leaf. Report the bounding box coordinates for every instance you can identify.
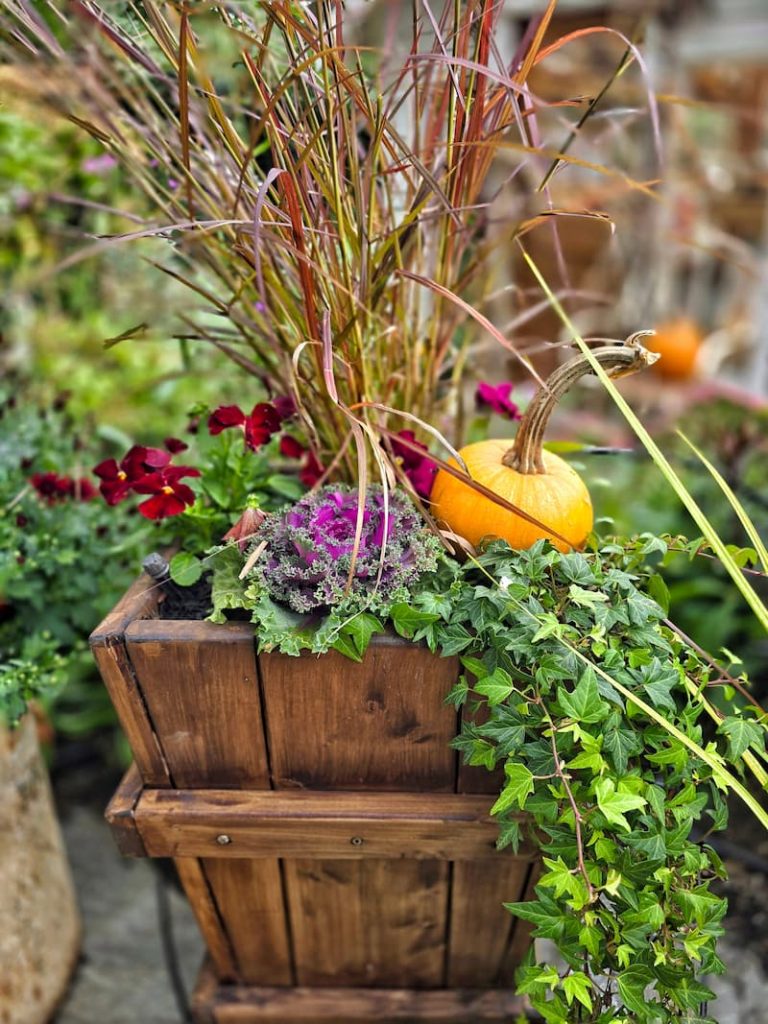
[460,655,488,679]
[491,762,534,814]
[595,778,647,831]
[496,817,521,853]
[568,584,608,609]
[344,612,383,657]
[389,603,439,639]
[475,666,514,706]
[638,659,679,713]
[718,715,765,759]
[445,678,469,708]
[603,725,641,774]
[557,668,609,724]
[646,573,670,615]
[331,632,363,663]
[562,972,593,1012]
[169,551,203,587]
[670,978,717,1011]
[617,965,654,1017]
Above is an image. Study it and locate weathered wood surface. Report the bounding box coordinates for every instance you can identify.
[125,620,269,790]
[105,762,146,857]
[202,858,293,986]
[132,787,532,861]
[192,959,527,1024]
[259,641,459,791]
[0,716,81,1024]
[285,858,448,988]
[174,857,240,982]
[90,574,169,787]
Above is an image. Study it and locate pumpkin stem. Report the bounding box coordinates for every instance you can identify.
[502,335,659,474]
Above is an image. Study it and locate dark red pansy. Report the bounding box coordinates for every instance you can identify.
[30,472,74,503]
[273,394,296,422]
[72,478,97,501]
[279,435,306,460]
[475,381,521,420]
[243,403,282,451]
[93,445,169,505]
[390,430,437,500]
[164,437,189,454]
[299,451,325,487]
[132,465,201,520]
[208,405,246,435]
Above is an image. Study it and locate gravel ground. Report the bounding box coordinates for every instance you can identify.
[51,766,768,1023]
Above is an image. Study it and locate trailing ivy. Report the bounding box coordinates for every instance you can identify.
[211,532,768,1020]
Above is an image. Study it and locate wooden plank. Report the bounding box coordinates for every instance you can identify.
[89,572,159,645]
[284,859,449,988]
[125,620,269,790]
[446,859,532,987]
[134,788,534,861]
[192,959,526,1023]
[498,858,541,984]
[104,763,146,857]
[174,858,240,982]
[203,860,292,986]
[457,701,505,795]
[259,639,460,791]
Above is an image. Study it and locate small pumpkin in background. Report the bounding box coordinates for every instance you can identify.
[646,317,703,380]
[430,338,658,553]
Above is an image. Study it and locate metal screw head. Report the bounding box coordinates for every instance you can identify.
[350,835,364,846]
[216,834,232,846]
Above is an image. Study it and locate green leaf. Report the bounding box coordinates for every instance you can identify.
[617,965,654,1017]
[389,603,439,639]
[562,972,592,1012]
[475,666,514,706]
[646,573,670,615]
[718,715,765,760]
[557,668,609,724]
[496,817,521,853]
[594,778,647,831]
[343,612,383,657]
[266,473,304,499]
[603,725,640,774]
[491,762,534,814]
[568,584,608,609]
[169,551,203,587]
[331,632,363,662]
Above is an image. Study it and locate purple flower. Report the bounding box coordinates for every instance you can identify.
[241,485,441,614]
[475,381,521,420]
[390,431,437,500]
[81,154,117,175]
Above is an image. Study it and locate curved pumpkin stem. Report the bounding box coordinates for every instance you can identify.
[502,334,659,474]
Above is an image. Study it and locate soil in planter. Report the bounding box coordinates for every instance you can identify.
[156,574,214,620]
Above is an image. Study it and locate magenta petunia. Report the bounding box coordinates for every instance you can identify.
[475,381,521,420]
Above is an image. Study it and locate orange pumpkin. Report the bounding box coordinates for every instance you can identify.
[646,317,702,380]
[431,341,657,553]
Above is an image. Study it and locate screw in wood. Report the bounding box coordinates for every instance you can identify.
[216,834,232,846]
[350,836,364,846]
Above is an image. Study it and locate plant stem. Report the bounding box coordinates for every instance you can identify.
[503,341,658,474]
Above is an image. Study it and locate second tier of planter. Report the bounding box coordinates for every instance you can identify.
[91,575,538,1022]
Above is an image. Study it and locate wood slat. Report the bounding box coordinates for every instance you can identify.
[192,959,526,1024]
[125,620,269,790]
[259,640,459,791]
[90,574,169,787]
[498,858,542,985]
[284,859,448,988]
[175,859,240,982]
[446,859,532,987]
[202,859,293,986]
[134,789,533,861]
[104,763,146,857]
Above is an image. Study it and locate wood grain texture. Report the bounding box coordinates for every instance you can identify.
[498,858,542,984]
[284,859,448,988]
[125,620,269,790]
[174,858,240,982]
[192,959,526,1023]
[457,703,505,795]
[104,763,146,857]
[134,788,532,861]
[446,859,532,987]
[259,640,459,791]
[89,572,159,645]
[203,859,292,986]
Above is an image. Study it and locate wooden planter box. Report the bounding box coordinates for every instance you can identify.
[91,575,538,1024]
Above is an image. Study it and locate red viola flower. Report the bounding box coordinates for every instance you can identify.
[208,403,281,451]
[273,394,296,422]
[207,405,246,435]
[390,431,437,500]
[93,446,171,505]
[299,451,325,487]
[279,435,306,460]
[132,465,201,520]
[164,437,189,454]
[475,381,521,420]
[30,472,73,503]
[71,478,97,501]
